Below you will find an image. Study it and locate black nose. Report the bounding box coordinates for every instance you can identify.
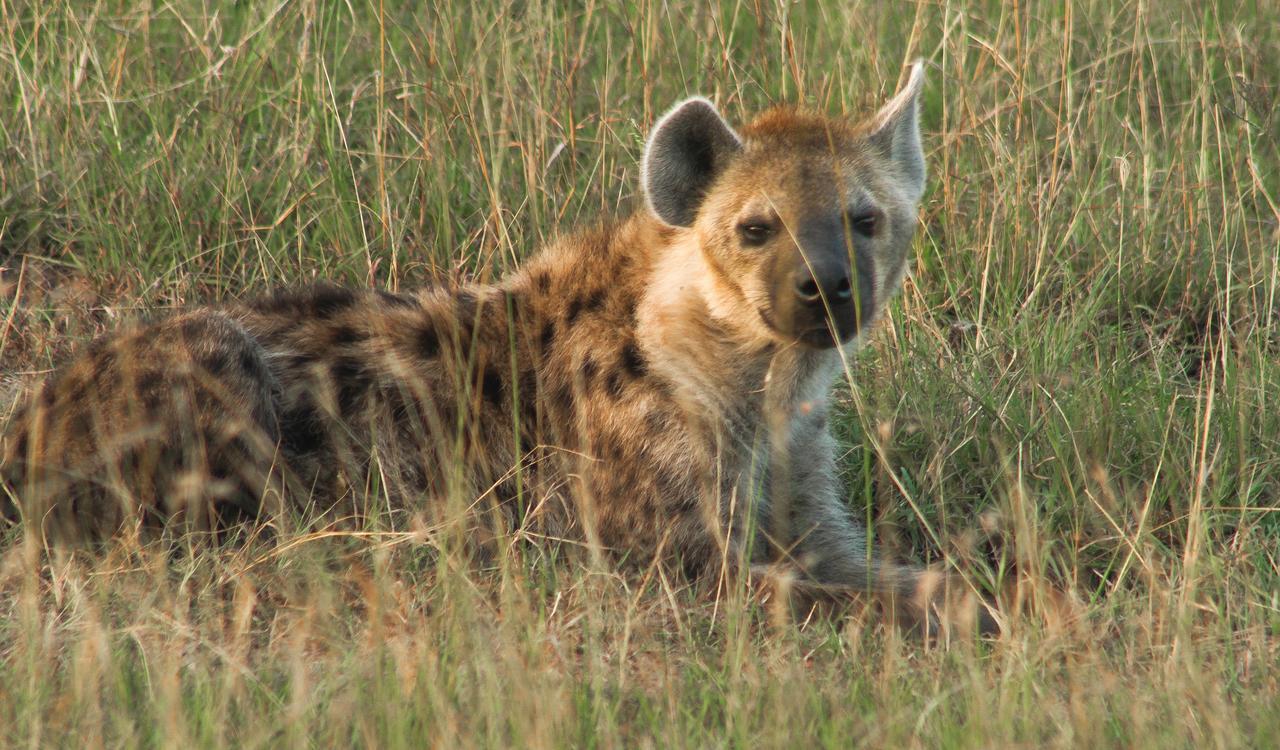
[795,270,854,306]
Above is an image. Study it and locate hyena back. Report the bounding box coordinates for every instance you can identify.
[1,63,996,634]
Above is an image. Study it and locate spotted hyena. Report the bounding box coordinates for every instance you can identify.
[1,63,995,634]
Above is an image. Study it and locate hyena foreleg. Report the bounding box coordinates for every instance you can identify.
[772,415,999,637]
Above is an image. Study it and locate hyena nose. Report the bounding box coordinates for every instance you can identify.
[795,269,854,306]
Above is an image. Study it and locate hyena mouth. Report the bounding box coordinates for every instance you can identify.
[797,325,846,348]
[759,307,856,349]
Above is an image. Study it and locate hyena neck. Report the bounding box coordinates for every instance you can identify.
[634,218,839,424]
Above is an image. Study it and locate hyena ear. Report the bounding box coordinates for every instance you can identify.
[867,61,927,203]
[642,97,742,227]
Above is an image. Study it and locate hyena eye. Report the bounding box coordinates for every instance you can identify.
[736,221,776,246]
[846,211,880,238]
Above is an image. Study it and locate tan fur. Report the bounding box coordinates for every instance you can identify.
[1,65,997,635]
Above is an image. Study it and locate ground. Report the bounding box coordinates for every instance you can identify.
[0,1,1277,746]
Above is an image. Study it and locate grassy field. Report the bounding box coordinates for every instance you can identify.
[1,0,1278,746]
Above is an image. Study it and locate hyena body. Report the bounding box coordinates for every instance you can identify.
[2,65,989,631]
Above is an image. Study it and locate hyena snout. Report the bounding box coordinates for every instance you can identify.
[792,255,852,306]
[779,224,875,347]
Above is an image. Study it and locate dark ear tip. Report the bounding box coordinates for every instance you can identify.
[666,96,717,116]
[681,98,723,121]
[678,96,716,110]
[651,97,729,142]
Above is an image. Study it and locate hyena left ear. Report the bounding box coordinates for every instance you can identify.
[867,61,927,203]
[642,97,743,227]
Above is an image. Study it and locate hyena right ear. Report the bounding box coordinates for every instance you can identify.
[642,97,742,227]
[867,61,927,203]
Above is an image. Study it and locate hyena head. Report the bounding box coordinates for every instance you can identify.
[642,63,927,349]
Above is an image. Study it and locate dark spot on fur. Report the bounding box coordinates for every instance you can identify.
[393,459,431,494]
[604,370,624,399]
[493,477,523,508]
[517,368,539,402]
[456,290,478,322]
[138,372,165,411]
[159,442,187,471]
[416,322,440,359]
[279,397,326,455]
[88,361,120,393]
[331,325,365,346]
[566,289,605,328]
[595,431,625,461]
[539,321,556,351]
[179,318,206,341]
[515,426,536,459]
[330,356,373,415]
[63,371,95,403]
[580,355,597,383]
[310,285,359,319]
[645,408,671,434]
[679,551,709,581]
[379,383,422,426]
[378,289,416,308]
[83,336,111,358]
[253,292,297,316]
[619,342,646,378]
[565,297,584,327]
[481,368,503,407]
[239,348,266,379]
[201,351,232,377]
[93,347,118,373]
[550,382,574,416]
[69,410,92,437]
[502,291,521,322]
[40,386,57,408]
[214,496,260,529]
[534,271,551,293]
[256,284,357,320]
[11,431,29,461]
[280,351,319,376]
[515,369,541,427]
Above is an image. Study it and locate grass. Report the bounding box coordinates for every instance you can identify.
[1,0,1278,746]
